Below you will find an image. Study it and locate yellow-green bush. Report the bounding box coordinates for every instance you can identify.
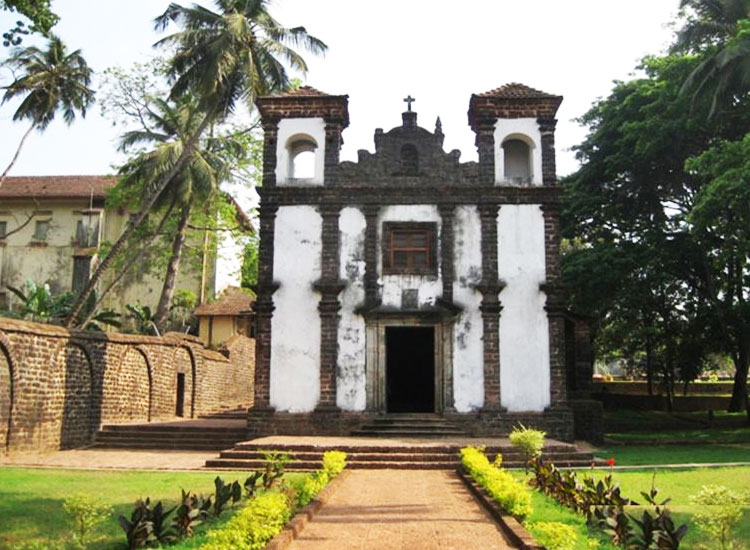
[291,471,329,508]
[460,446,533,520]
[201,492,290,550]
[322,450,347,477]
[528,521,578,550]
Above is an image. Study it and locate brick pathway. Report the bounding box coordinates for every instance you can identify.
[288,470,516,550]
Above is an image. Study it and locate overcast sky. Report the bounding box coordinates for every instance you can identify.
[0,0,680,182]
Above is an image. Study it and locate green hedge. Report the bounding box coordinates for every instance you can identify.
[200,450,348,550]
[460,446,533,520]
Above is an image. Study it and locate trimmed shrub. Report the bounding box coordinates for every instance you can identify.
[322,450,347,477]
[201,492,291,550]
[291,471,329,508]
[460,446,533,520]
[509,423,546,469]
[528,521,578,550]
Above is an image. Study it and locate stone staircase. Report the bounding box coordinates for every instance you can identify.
[205,440,596,471]
[92,420,247,451]
[350,413,466,437]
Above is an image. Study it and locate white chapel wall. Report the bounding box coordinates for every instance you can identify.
[452,205,484,412]
[270,205,322,412]
[378,205,442,308]
[337,206,367,411]
[498,204,550,411]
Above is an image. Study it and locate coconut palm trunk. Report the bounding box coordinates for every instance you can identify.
[154,203,192,331]
[64,113,213,327]
[0,123,35,189]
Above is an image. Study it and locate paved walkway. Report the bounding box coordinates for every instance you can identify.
[0,449,215,470]
[288,470,515,550]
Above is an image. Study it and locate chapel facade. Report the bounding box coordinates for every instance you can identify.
[249,84,576,440]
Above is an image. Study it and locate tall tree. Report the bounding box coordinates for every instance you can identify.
[65,0,326,327]
[1,0,58,46]
[562,55,731,402]
[676,0,750,116]
[686,135,750,415]
[0,34,94,188]
[116,97,230,331]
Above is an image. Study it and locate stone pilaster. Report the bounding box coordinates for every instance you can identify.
[477,203,504,411]
[476,120,496,186]
[261,121,279,188]
[363,205,380,307]
[538,118,558,186]
[438,204,456,304]
[540,204,567,407]
[252,200,279,410]
[314,203,345,411]
[324,121,343,186]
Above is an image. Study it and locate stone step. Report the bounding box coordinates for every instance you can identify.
[204,457,598,471]
[95,433,241,443]
[101,425,246,434]
[204,458,459,470]
[219,451,460,462]
[230,442,579,454]
[92,441,237,451]
[350,429,468,437]
[217,449,590,463]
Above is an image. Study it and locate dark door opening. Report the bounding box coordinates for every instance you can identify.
[385,326,435,413]
[176,373,185,417]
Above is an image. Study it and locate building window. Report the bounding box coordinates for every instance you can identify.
[287,135,317,180]
[75,213,100,248]
[33,220,50,241]
[502,137,532,184]
[0,221,7,239]
[382,222,437,275]
[72,256,92,293]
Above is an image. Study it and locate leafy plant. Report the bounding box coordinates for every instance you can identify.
[62,494,112,549]
[117,499,154,550]
[262,451,292,489]
[126,303,158,335]
[690,484,746,550]
[148,500,177,544]
[213,476,234,517]
[174,489,211,539]
[509,423,546,471]
[244,472,263,499]
[528,521,577,550]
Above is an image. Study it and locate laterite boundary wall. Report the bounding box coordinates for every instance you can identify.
[0,318,254,452]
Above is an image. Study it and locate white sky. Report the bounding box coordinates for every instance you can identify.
[0,0,679,181]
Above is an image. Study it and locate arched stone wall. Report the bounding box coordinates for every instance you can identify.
[60,343,94,448]
[0,331,14,450]
[102,346,151,423]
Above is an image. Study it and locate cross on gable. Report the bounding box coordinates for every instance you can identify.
[403,95,415,112]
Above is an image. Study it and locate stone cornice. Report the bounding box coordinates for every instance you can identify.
[258,186,562,206]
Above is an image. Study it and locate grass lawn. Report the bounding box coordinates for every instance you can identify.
[0,468,303,550]
[587,466,750,548]
[593,443,750,465]
[603,410,749,435]
[524,487,617,550]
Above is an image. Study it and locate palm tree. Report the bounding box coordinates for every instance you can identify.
[0,34,94,188]
[65,0,326,327]
[116,97,229,331]
[676,0,750,116]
